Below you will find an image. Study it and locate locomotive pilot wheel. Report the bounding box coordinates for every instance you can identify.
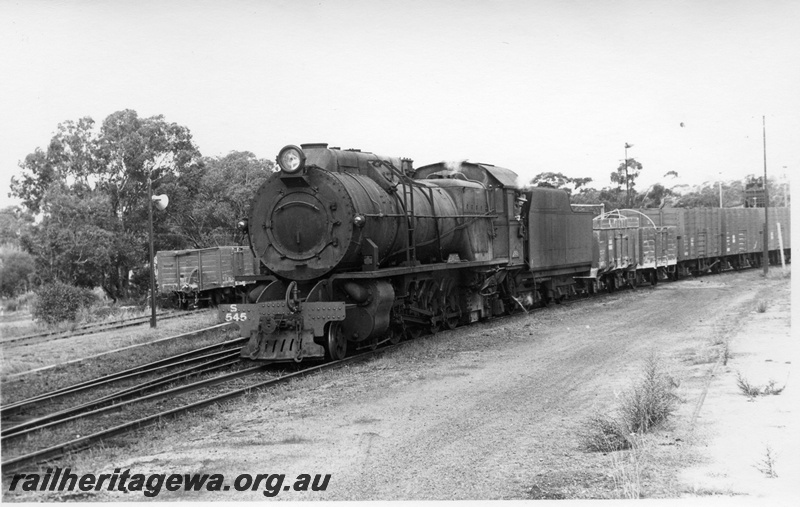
[388,326,403,345]
[326,321,348,361]
[405,325,423,341]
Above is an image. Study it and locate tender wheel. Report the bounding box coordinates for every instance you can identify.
[326,322,348,361]
[444,296,460,329]
[442,282,461,330]
[429,309,442,334]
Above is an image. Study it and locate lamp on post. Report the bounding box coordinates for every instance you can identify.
[148,176,169,328]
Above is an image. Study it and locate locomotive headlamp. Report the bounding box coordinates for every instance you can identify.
[277,145,306,174]
[353,214,366,228]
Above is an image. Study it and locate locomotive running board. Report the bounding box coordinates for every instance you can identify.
[331,258,508,280]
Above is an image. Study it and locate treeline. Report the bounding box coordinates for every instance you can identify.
[2,109,273,301]
[530,162,790,212]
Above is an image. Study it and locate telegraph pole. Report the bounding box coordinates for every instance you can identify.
[624,143,633,207]
[762,116,769,275]
[148,172,157,327]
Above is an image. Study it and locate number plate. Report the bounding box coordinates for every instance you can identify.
[224,311,248,322]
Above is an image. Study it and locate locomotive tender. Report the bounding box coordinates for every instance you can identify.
[220,143,790,362]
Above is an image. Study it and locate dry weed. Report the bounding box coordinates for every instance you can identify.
[754,446,778,478]
[609,435,648,499]
[735,372,786,398]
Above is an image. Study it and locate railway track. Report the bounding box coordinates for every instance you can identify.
[2,310,210,347]
[1,336,247,418]
[0,345,392,473]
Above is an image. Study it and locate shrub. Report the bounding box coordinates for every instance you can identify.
[581,412,631,452]
[31,282,99,325]
[0,244,35,297]
[3,298,19,312]
[581,353,678,452]
[618,354,679,434]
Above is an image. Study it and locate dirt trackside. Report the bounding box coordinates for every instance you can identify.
[2,268,794,501]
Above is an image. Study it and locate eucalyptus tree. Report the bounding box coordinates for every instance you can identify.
[10,110,202,300]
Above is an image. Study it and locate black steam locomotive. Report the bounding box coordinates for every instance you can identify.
[219,143,790,362]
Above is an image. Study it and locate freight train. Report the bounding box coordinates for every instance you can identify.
[219,143,791,362]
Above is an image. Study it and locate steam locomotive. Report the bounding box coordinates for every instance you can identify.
[219,143,790,362]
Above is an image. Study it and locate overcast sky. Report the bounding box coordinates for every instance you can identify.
[2,0,798,206]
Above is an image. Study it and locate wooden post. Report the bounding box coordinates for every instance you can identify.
[777,222,786,269]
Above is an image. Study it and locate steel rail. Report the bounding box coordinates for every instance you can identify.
[1,347,392,473]
[2,361,269,443]
[1,353,242,438]
[3,323,237,382]
[2,311,195,345]
[4,312,198,347]
[3,312,173,343]
[0,337,247,415]
[2,361,244,441]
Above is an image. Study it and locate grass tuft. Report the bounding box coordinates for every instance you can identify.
[609,435,647,499]
[764,266,791,280]
[755,300,768,313]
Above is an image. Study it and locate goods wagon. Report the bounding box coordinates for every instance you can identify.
[591,210,676,289]
[637,207,790,275]
[156,246,260,308]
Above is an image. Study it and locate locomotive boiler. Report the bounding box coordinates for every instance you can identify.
[247,143,484,280]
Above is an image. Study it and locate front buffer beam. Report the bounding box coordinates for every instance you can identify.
[219,302,345,362]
